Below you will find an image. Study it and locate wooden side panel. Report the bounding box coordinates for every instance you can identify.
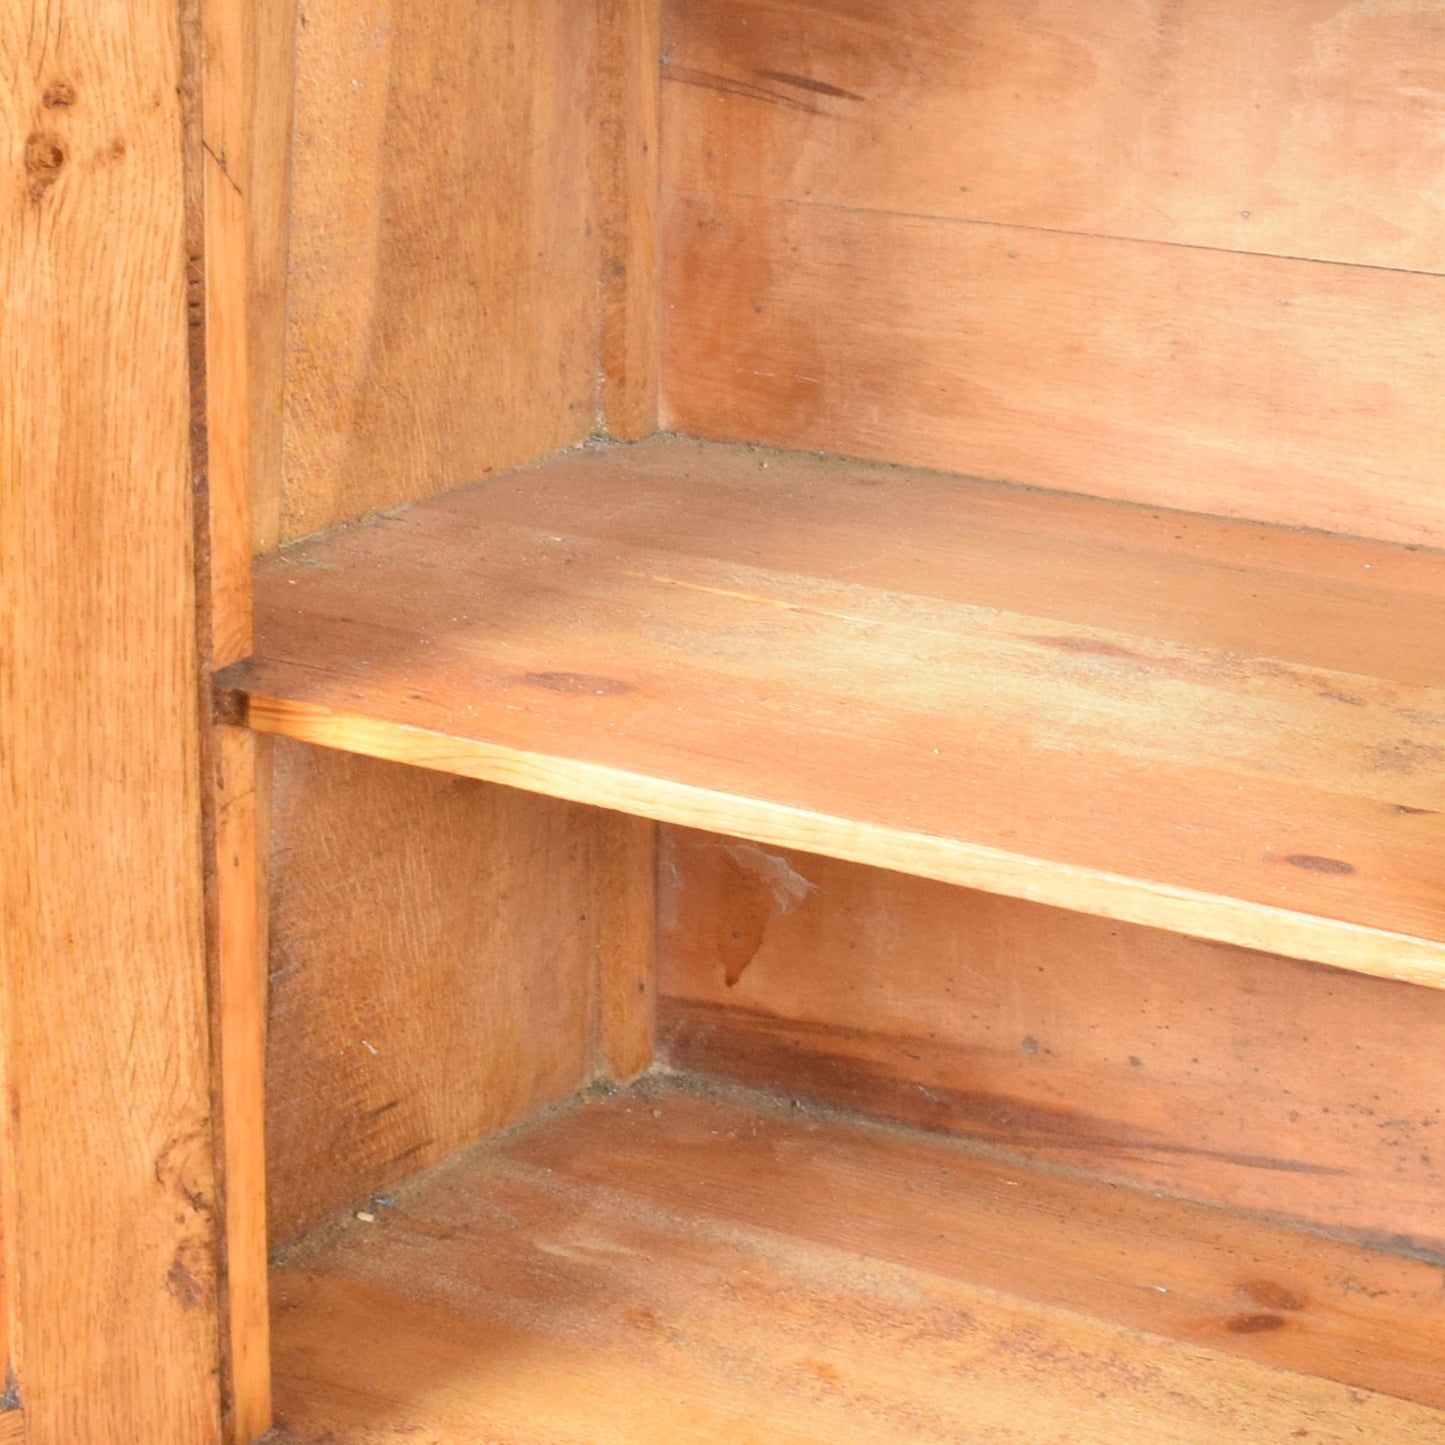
[662,190,1445,545]
[658,828,1445,1252]
[0,1,223,1439]
[266,0,660,1253]
[265,743,643,1247]
[663,0,1445,274]
[280,0,606,539]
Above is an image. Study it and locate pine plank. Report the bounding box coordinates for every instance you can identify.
[0,0,223,1437]
[0,1416,24,1445]
[662,0,1445,275]
[657,828,1445,1249]
[219,438,1445,985]
[267,0,659,1275]
[662,189,1445,546]
[268,1084,1445,1442]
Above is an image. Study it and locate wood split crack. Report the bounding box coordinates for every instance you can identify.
[201,138,243,198]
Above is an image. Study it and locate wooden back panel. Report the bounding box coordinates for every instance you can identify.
[661,0,1445,544]
[659,828,1445,1253]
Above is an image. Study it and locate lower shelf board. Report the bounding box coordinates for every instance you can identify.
[268,1080,1445,1444]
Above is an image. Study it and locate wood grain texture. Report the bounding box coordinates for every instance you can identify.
[199,1,279,1432]
[245,0,296,557]
[0,1416,24,1445]
[218,438,1445,984]
[662,0,1445,274]
[269,1084,1445,1440]
[658,828,1445,1251]
[201,0,253,668]
[0,957,15,1432]
[593,815,657,1083]
[0,1,223,1438]
[662,189,1445,546]
[211,729,272,1444]
[597,0,661,439]
[265,743,624,1247]
[280,0,604,539]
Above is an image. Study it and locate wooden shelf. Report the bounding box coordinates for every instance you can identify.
[216,438,1445,985]
[270,1081,1445,1442]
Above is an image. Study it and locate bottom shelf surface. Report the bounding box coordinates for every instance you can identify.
[268,1079,1445,1444]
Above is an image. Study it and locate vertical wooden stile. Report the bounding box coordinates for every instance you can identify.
[245,0,297,559]
[0,901,19,1440]
[594,816,658,1082]
[597,0,662,438]
[195,0,289,1436]
[1,0,225,1438]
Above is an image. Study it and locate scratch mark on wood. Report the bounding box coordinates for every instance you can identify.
[663,66,821,114]
[755,69,865,102]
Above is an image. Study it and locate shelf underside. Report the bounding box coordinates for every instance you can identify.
[269,1081,1445,1442]
[218,438,1445,984]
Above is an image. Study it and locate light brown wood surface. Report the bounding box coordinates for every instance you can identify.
[210,729,272,1443]
[269,1083,1445,1441]
[280,0,604,539]
[658,828,1445,1250]
[663,0,1445,274]
[0,927,15,1436]
[594,814,658,1083]
[597,0,662,440]
[219,438,1445,984]
[200,0,254,669]
[662,189,1445,546]
[264,743,641,1247]
[0,770,15,1419]
[197,1,275,1434]
[244,0,296,557]
[1,1,223,1438]
[265,0,661,1265]
[0,1415,25,1445]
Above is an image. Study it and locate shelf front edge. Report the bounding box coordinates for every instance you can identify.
[224,688,1445,991]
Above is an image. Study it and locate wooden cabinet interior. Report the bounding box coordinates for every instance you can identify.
[202,0,1445,1440]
